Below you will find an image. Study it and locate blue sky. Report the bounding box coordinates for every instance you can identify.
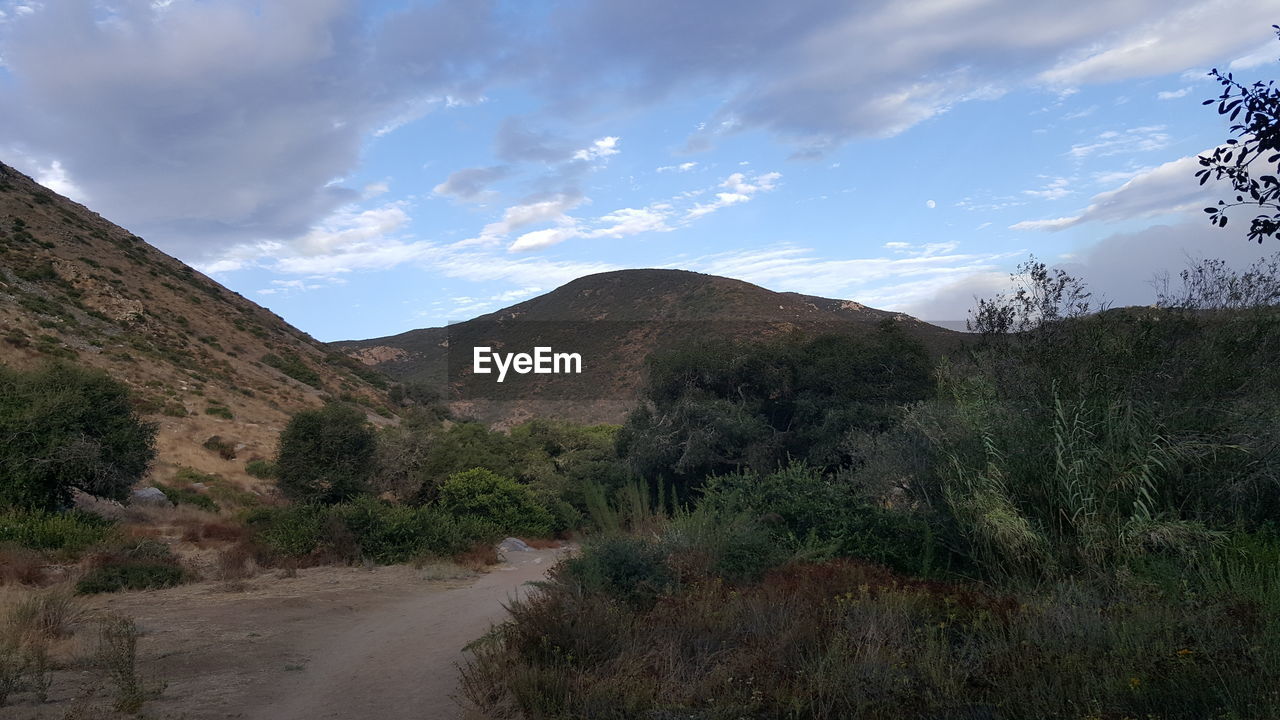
[2,0,1279,340]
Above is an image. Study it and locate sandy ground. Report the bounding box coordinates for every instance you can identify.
[8,547,564,720]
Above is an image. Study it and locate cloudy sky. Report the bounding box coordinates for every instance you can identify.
[2,0,1279,340]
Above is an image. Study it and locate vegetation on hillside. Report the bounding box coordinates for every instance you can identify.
[462,255,1280,719]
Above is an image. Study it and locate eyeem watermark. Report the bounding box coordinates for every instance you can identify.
[473,346,582,382]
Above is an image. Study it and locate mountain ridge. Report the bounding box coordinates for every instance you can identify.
[336,268,957,426]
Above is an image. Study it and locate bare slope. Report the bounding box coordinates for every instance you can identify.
[337,269,956,426]
[0,161,392,491]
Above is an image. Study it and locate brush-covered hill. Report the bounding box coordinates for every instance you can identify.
[336,268,957,426]
[0,162,393,492]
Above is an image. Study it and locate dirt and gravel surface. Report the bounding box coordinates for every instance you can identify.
[14,547,564,720]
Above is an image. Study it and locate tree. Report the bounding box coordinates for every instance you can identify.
[967,257,1094,335]
[617,324,934,492]
[0,363,156,510]
[276,402,376,504]
[1197,25,1280,243]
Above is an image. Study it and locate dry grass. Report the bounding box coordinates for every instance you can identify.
[0,545,46,586]
[213,544,257,582]
[455,543,501,572]
[2,587,80,643]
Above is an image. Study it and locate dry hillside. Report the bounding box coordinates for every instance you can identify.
[0,162,393,493]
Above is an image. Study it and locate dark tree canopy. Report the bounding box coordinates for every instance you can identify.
[617,323,934,492]
[276,402,377,504]
[1198,25,1280,243]
[0,363,156,510]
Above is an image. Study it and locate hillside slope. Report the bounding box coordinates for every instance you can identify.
[337,269,956,426]
[0,162,392,492]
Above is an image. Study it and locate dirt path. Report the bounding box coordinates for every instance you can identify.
[78,547,565,720]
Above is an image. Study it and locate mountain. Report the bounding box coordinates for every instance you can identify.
[0,162,392,491]
[336,268,957,426]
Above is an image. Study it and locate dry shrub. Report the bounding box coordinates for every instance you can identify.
[4,588,80,642]
[214,544,256,582]
[456,543,501,572]
[199,521,244,543]
[0,545,46,586]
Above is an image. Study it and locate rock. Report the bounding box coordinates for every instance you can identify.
[130,486,172,507]
[498,537,532,553]
[189,482,207,491]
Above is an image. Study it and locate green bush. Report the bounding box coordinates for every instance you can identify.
[244,459,277,479]
[76,540,186,594]
[0,508,114,552]
[244,499,502,564]
[0,363,156,510]
[262,352,322,388]
[564,535,674,608]
[276,402,376,504]
[157,485,218,512]
[76,563,185,594]
[700,463,941,575]
[438,468,554,537]
[204,404,234,420]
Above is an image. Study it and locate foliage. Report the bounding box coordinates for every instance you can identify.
[1155,252,1280,309]
[700,463,941,576]
[76,540,187,594]
[261,352,322,388]
[1197,26,1280,243]
[244,497,502,564]
[276,402,376,504]
[201,434,236,459]
[617,324,933,493]
[966,256,1095,334]
[437,468,555,537]
[0,509,114,552]
[464,552,1280,720]
[0,363,156,510]
[244,458,278,479]
[157,484,218,512]
[563,535,674,608]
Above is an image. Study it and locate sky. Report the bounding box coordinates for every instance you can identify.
[2,0,1279,341]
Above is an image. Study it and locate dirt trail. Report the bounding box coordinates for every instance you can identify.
[240,550,557,720]
[77,547,565,720]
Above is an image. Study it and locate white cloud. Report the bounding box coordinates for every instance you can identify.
[1156,87,1192,100]
[572,136,621,162]
[686,172,781,219]
[1011,145,1262,231]
[925,199,937,209]
[657,161,698,173]
[1023,176,1073,200]
[685,243,1018,306]
[1068,126,1170,159]
[1038,0,1277,85]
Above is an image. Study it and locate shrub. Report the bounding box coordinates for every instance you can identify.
[0,363,156,510]
[276,402,376,504]
[700,463,942,576]
[564,535,674,608]
[244,459,277,479]
[438,468,554,537]
[201,435,236,460]
[77,540,186,594]
[244,499,501,564]
[0,509,114,552]
[157,485,218,513]
[204,403,234,420]
[262,352,322,388]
